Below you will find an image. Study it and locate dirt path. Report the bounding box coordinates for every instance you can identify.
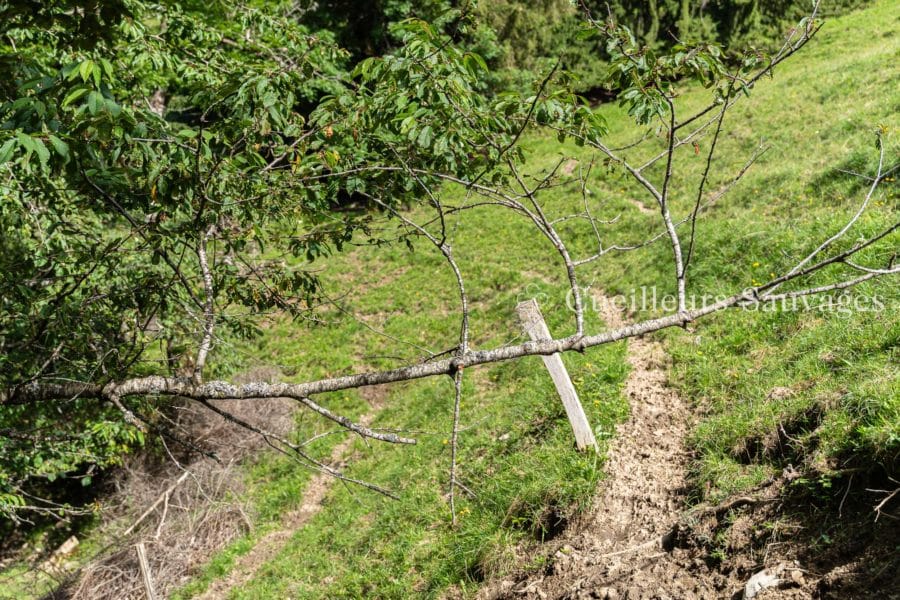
[475,291,900,600]
[196,388,388,600]
[481,293,734,600]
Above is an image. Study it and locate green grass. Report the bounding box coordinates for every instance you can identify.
[173,133,634,597]
[0,564,56,600]
[174,205,633,598]
[219,351,627,599]
[174,3,900,597]
[0,518,109,600]
[589,1,900,503]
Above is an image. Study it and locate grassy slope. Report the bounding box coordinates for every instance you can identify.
[174,117,634,598]
[174,218,631,598]
[596,1,900,501]
[185,2,892,597]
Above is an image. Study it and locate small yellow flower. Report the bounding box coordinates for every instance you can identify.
[752,261,760,268]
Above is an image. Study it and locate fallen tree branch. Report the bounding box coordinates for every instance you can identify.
[3,263,895,409]
[123,471,191,537]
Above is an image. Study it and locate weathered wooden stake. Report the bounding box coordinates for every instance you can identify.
[516,299,598,452]
[135,541,157,600]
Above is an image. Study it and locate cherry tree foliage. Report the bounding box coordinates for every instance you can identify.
[0,0,895,519]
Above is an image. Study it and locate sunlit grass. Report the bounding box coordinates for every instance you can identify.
[181,2,896,596]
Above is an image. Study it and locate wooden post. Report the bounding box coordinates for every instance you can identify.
[135,542,157,600]
[516,299,598,451]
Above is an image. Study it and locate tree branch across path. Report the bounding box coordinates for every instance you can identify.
[1,0,897,518]
[0,265,884,408]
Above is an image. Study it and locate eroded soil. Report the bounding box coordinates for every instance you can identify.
[478,294,900,600]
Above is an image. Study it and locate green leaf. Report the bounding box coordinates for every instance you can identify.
[463,52,487,75]
[63,62,81,81]
[79,59,95,83]
[87,91,103,115]
[16,131,35,155]
[99,58,115,80]
[105,98,122,117]
[48,134,69,158]
[33,138,50,167]
[0,138,16,163]
[417,125,433,148]
[62,87,89,108]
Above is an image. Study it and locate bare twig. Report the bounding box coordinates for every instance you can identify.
[194,225,217,383]
[123,471,192,537]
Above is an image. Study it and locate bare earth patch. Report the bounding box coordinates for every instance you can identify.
[477,294,900,600]
[479,293,729,599]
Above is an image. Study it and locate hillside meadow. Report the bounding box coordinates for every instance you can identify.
[175,3,898,597]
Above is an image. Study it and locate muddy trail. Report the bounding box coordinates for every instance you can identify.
[478,294,900,600]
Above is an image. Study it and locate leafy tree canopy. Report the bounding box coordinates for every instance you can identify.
[0,0,599,518]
